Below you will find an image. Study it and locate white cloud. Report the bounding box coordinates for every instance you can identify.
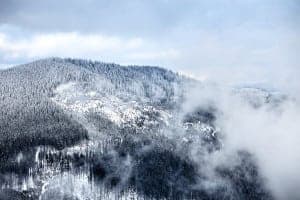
[0,25,299,94]
[128,48,180,60]
[182,83,300,199]
[0,32,180,65]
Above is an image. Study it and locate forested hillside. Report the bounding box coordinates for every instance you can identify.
[0,58,276,200]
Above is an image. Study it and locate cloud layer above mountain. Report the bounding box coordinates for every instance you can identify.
[0,0,299,88]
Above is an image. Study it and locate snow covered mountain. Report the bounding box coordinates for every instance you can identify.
[0,58,280,200]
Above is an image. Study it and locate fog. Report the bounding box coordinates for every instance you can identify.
[182,81,300,200]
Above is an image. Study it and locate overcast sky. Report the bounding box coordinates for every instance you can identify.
[0,0,299,88]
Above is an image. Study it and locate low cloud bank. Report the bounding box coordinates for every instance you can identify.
[183,83,300,200]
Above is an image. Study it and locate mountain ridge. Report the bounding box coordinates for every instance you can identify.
[0,58,275,200]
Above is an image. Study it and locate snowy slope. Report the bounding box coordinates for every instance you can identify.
[0,58,278,200]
